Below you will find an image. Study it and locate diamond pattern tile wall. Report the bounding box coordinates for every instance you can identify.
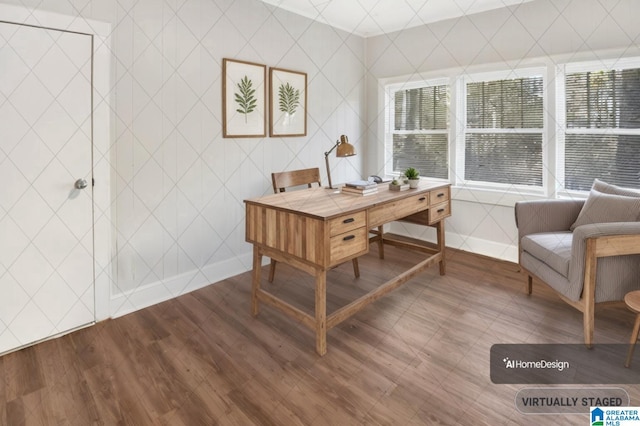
[1,0,638,332]
[0,0,350,318]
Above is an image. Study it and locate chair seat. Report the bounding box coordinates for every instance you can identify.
[521,231,573,278]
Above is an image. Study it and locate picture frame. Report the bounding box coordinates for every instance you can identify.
[269,67,307,137]
[222,58,267,138]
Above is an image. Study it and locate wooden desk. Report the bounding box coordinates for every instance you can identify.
[245,181,451,355]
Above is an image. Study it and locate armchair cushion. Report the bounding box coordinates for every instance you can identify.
[594,178,640,197]
[570,189,640,230]
[521,232,572,278]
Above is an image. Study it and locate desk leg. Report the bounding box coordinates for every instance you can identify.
[251,246,262,316]
[437,221,446,275]
[315,270,327,356]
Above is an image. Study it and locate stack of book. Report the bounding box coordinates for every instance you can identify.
[341,180,379,196]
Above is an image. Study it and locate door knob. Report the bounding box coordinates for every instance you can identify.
[75,178,88,189]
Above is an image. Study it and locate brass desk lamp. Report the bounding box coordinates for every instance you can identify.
[324,135,356,189]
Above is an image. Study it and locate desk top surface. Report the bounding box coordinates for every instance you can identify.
[245,181,450,220]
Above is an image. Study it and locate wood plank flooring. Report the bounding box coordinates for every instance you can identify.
[1,246,639,425]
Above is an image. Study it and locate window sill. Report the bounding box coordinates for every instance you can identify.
[450,185,591,207]
[451,185,548,208]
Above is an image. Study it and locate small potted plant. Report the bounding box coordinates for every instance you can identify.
[404,167,420,189]
[388,178,408,191]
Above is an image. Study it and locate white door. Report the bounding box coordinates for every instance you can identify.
[0,22,94,354]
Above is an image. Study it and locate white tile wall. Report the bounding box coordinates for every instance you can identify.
[6,0,637,321]
[0,0,365,317]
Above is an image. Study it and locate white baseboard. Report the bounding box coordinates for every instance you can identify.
[109,232,517,319]
[445,232,518,263]
[109,252,261,318]
[389,226,518,263]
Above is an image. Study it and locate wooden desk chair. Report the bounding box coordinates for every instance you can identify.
[269,167,360,282]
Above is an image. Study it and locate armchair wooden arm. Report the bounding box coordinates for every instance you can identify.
[578,233,640,347]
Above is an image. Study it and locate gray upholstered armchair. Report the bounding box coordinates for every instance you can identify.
[515,180,640,346]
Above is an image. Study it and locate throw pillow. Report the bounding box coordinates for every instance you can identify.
[593,179,640,198]
[570,189,640,230]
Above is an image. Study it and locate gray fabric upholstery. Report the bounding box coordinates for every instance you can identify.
[520,252,570,297]
[594,179,640,197]
[516,197,640,302]
[521,232,572,278]
[570,189,640,230]
[566,222,640,301]
[514,199,584,242]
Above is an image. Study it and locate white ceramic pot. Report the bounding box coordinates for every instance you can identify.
[408,179,419,189]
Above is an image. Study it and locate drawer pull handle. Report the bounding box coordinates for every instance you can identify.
[437,208,445,213]
[437,193,445,198]
[343,218,355,224]
[343,235,355,241]
[418,197,427,202]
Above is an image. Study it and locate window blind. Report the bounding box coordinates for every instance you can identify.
[394,86,448,131]
[467,78,544,129]
[392,134,448,178]
[392,85,449,179]
[465,76,544,186]
[566,69,640,129]
[564,68,640,190]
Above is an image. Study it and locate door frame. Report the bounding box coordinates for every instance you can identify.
[1,4,113,321]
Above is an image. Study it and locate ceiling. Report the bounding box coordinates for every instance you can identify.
[259,0,534,37]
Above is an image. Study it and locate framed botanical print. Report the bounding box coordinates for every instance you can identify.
[269,67,307,137]
[222,58,267,138]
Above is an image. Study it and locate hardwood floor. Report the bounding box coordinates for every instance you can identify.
[1,246,639,425]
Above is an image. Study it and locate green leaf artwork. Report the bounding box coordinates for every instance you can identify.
[278,83,300,116]
[234,75,257,123]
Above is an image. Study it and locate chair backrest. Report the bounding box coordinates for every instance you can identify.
[271,168,321,193]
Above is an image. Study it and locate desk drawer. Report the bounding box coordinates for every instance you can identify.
[330,227,367,264]
[329,211,366,236]
[369,193,430,227]
[429,201,451,224]
[429,187,450,204]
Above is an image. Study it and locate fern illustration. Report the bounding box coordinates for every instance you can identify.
[278,83,300,115]
[234,76,257,123]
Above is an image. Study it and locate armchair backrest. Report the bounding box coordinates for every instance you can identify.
[514,199,585,242]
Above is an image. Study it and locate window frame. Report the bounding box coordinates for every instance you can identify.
[380,57,640,206]
[456,67,547,195]
[384,77,451,180]
[556,57,640,197]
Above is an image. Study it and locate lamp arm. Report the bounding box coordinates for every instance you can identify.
[324,140,339,158]
[325,151,333,189]
[324,140,340,189]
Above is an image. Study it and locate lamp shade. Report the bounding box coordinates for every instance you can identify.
[336,135,356,157]
[324,135,356,189]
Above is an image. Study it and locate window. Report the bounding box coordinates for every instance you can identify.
[464,72,544,187]
[383,59,640,198]
[561,63,640,191]
[387,80,449,179]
